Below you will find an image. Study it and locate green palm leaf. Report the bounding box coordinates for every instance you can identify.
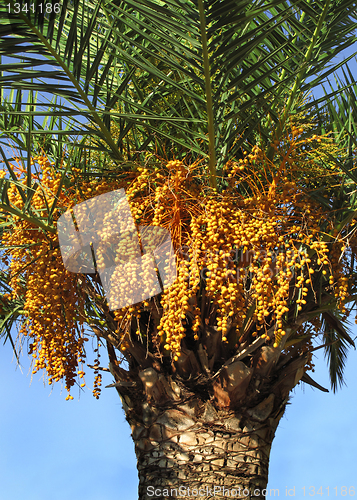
[1,0,357,184]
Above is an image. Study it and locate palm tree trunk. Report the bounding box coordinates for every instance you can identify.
[109,339,304,500]
[125,397,284,500]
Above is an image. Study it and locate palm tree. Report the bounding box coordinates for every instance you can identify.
[1,1,357,498]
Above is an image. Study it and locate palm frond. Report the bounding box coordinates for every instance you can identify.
[0,269,24,362]
[1,0,357,180]
[322,310,354,392]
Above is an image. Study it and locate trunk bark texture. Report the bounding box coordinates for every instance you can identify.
[132,401,282,499]
[114,361,290,499]
[109,334,307,499]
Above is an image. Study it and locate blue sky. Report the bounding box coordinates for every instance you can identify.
[1,327,357,499]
